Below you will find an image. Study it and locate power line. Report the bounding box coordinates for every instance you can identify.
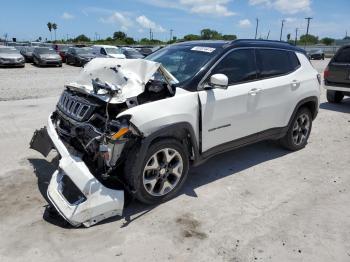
[255,18,259,39]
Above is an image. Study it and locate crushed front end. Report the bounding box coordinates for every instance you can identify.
[30,58,176,227]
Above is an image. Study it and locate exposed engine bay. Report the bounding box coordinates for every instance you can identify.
[30,58,179,226]
[55,58,176,178]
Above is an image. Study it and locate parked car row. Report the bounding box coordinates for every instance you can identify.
[0,43,151,68]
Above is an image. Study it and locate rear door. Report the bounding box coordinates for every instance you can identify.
[255,49,301,130]
[327,47,350,85]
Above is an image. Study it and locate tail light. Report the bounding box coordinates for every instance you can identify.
[324,66,330,79]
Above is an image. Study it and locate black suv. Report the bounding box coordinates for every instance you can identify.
[324,45,350,103]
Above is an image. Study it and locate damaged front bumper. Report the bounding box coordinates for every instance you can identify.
[30,114,124,227]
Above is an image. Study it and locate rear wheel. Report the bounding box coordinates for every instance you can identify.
[280,107,312,151]
[327,90,344,103]
[124,138,189,204]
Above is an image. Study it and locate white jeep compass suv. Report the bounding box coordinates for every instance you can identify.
[31,40,320,227]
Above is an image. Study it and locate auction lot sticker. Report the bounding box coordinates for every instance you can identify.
[191,46,216,53]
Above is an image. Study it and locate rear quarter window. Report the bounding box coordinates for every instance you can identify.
[256,49,295,78]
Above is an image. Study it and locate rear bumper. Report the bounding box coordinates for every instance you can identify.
[33,114,124,227]
[324,83,350,92]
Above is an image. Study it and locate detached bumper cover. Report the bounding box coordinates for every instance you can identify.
[33,115,124,227]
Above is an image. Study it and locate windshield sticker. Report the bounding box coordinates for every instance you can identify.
[191,46,216,53]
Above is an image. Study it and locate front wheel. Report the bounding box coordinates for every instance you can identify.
[280,107,312,151]
[124,139,189,204]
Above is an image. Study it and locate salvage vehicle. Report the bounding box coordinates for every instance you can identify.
[20,46,35,62]
[0,46,25,67]
[324,44,350,103]
[32,47,62,67]
[30,40,320,227]
[65,47,96,66]
[120,47,145,59]
[307,48,325,60]
[91,45,126,59]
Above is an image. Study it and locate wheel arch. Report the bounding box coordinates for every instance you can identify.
[288,96,319,128]
[136,122,200,168]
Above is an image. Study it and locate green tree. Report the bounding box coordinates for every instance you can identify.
[125,37,135,45]
[47,22,52,41]
[321,37,334,46]
[200,28,222,40]
[343,36,350,40]
[113,31,127,40]
[183,34,201,41]
[52,23,57,42]
[74,34,90,42]
[299,34,318,45]
[222,34,237,40]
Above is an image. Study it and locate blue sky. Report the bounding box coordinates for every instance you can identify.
[1,0,349,42]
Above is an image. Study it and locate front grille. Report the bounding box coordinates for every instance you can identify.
[57,90,99,122]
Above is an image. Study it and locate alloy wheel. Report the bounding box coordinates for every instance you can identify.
[292,113,310,146]
[143,148,184,197]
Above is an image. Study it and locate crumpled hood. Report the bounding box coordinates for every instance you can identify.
[67,58,164,103]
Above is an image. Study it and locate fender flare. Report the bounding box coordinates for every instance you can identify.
[133,122,200,170]
[287,96,319,128]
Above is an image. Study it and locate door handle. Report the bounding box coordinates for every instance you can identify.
[248,88,262,96]
[291,80,300,88]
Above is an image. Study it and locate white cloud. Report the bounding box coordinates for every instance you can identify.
[239,19,252,28]
[100,12,133,31]
[61,12,74,20]
[180,0,236,16]
[249,0,311,14]
[142,0,235,17]
[136,15,166,32]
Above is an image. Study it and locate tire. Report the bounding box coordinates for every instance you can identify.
[124,138,189,205]
[327,90,344,103]
[280,107,312,151]
[58,63,62,67]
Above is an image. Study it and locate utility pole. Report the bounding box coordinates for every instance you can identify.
[170,29,173,42]
[255,18,259,39]
[305,17,313,36]
[295,28,299,46]
[149,28,152,40]
[266,30,270,40]
[280,19,285,41]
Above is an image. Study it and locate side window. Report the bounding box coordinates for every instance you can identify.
[100,48,107,55]
[211,49,257,85]
[334,47,350,63]
[256,49,293,78]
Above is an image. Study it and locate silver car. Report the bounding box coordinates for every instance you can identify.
[0,46,25,67]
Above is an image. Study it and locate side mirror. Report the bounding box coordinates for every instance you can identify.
[209,74,228,89]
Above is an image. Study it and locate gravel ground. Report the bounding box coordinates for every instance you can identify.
[0,59,349,262]
[0,63,80,101]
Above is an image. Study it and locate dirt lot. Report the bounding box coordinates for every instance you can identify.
[0,61,349,262]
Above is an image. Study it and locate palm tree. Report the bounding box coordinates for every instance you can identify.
[47,22,52,41]
[52,23,57,42]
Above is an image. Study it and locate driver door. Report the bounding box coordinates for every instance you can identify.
[198,48,262,152]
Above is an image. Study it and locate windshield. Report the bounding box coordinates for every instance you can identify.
[146,45,220,83]
[76,48,92,54]
[105,47,122,54]
[0,48,19,54]
[35,48,57,54]
[124,49,144,58]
